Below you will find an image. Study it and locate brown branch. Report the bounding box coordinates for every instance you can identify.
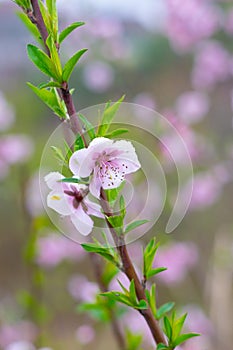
[30,0,49,54]
[100,190,167,346]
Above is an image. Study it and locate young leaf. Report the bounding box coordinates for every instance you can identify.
[124,220,148,234]
[60,177,88,185]
[81,243,119,267]
[39,81,62,89]
[74,133,85,151]
[172,333,200,347]
[51,146,66,164]
[17,12,43,45]
[106,215,124,233]
[59,22,85,44]
[156,302,175,320]
[105,128,129,138]
[119,195,126,217]
[27,83,66,118]
[146,284,156,318]
[46,35,62,76]
[27,44,60,81]
[78,113,96,140]
[164,316,172,340]
[147,267,167,279]
[97,96,125,136]
[143,238,161,282]
[62,48,88,82]
[156,344,169,350]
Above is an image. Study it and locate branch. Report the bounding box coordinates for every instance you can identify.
[100,189,167,346]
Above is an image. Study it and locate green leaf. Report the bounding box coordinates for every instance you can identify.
[59,22,85,44]
[164,316,172,340]
[13,0,31,10]
[74,133,85,151]
[97,96,125,136]
[62,48,88,82]
[172,312,187,340]
[172,333,200,347]
[156,344,169,350]
[78,113,96,140]
[46,35,62,76]
[81,243,119,266]
[17,12,43,45]
[124,220,148,234]
[119,195,126,217]
[39,81,62,89]
[107,215,124,232]
[129,280,137,304]
[143,238,161,281]
[105,128,129,138]
[78,300,111,323]
[51,146,66,164]
[137,299,148,309]
[105,181,125,205]
[156,302,175,320]
[147,267,167,279]
[27,83,66,118]
[27,44,60,81]
[146,284,156,318]
[60,177,88,184]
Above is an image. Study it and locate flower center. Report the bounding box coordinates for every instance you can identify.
[64,185,86,209]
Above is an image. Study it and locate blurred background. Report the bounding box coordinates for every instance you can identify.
[0,0,233,349]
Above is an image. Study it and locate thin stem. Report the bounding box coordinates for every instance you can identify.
[30,0,49,54]
[100,190,167,346]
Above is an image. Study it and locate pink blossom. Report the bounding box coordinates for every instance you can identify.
[0,135,33,164]
[165,0,220,52]
[192,41,231,89]
[83,61,114,93]
[75,325,95,345]
[154,242,199,285]
[4,342,35,350]
[45,172,104,236]
[36,233,86,268]
[68,275,99,302]
[175,91,209,124]
[188,172,222,210]
[133,93,157,110]
[0,321,37,348]
[69,137,141,198]
[0,92,15,131]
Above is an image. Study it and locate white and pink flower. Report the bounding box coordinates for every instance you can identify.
[69,137,141,198]
[45,172,104,236]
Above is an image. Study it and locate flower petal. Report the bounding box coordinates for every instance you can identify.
[85,197,104,218]
[70,206,94,236]
[47,190,72,215]
[44,172,64,190]
[69,148,93,178]
[111,140,141,168]
[89,169,102,198]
